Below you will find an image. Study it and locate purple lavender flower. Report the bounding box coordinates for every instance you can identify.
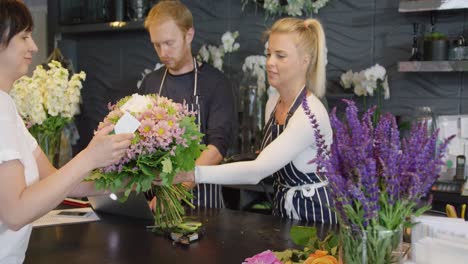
[305,98,453,229]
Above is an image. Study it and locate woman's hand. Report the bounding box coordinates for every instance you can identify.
[83,125,134,169]
[153,171,195,185]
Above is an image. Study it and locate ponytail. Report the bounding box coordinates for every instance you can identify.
[303,19,326,98]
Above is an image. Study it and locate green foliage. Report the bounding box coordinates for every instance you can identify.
[424,32,448,41]
[274,226,339,262]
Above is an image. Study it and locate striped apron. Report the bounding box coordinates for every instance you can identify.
[260,88,336,224]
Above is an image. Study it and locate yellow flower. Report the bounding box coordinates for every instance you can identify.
[303,250,338,264]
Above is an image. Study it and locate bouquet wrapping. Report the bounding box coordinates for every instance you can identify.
[90,93,205,228]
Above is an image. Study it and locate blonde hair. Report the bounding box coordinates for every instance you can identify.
[144,0,193,33]
[267,18,327,98]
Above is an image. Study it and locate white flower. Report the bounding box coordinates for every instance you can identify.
[353,82,367,96]
[285,0,305,16]
[121,93,153,114]
[263,0,281,16]
[340,70,354,89]
[242,55,267,94]
[221,31,240,53]
[362,79,376,96]
[197,31,240,72]
[198,45,210,62]
[10,60,85,126]
[340,64,390,99]
[244,0,329,17]
[364,64,386,82]
[382,76,390,99]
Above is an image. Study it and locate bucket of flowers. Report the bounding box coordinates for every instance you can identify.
[88,93,205,228]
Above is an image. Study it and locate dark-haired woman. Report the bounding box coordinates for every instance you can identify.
[0,1,133,262]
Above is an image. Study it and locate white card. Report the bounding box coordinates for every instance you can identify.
[114,112,141,134]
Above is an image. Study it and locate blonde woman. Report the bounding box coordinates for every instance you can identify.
[169,18,336,224]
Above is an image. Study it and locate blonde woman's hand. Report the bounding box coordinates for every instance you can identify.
[152,171,195,185]
[83,125,134,169]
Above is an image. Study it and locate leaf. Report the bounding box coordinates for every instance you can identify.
[161,157,173,174]
[274,249,294,262]
[290,226,317,247]
[140,163,156,177]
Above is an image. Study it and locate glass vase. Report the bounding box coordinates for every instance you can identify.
[238,74,267,154]
[33,128,63,168]
[340,225,403,264]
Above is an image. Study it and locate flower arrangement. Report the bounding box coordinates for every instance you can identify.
[90,93,205,228]
[197,31,240,72]
[306,99,453,263]
[10,60,86,164]
[241,0,330,17]
[244,226,339,264]
[242,55,267,95]
[340,64,390,123]
[238,55,268,153]
[340,64,390,99]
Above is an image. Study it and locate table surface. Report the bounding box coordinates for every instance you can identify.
[26,208,334,264]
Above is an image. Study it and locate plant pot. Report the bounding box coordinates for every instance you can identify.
[423,40,449,61]
[340,225,403,264]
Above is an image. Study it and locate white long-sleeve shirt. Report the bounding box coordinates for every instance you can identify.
[195,94,331,185]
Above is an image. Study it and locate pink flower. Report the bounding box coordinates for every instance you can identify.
[243,250,282,264]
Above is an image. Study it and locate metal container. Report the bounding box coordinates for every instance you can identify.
[423,39,449,61]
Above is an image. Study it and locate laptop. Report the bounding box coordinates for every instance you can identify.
[88,192,154,220]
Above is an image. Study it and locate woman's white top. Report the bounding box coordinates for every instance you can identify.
[195,94,332,185]
[0,90,39,264]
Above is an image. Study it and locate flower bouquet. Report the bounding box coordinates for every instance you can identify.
[89,94,205,228]
[10,60,86,166]
[308,99,453,264]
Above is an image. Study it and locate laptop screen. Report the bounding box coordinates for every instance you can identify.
[88,192,154,220]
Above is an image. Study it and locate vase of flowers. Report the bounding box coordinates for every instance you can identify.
[340,225,403,264]
[10,60,86,167]
[304,99,453,264]
[239,55,267,153]
[90,93,205,228]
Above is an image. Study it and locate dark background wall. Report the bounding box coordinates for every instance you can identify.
[47,0,468,154]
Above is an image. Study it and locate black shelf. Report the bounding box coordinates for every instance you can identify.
[58,20,145,34]
[398,61,468,72]
[399,0,468,13]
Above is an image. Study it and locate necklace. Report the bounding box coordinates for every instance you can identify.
[275,86,306,124]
